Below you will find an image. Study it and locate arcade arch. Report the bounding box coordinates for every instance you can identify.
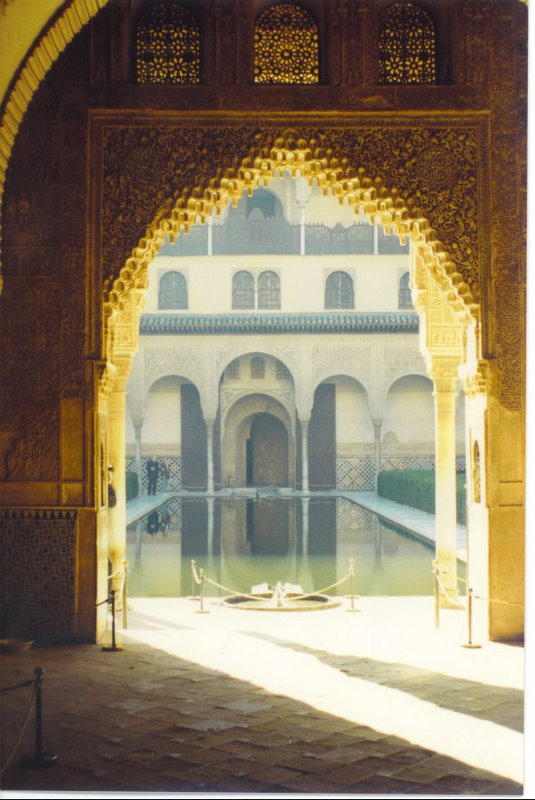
[99,135,484,637]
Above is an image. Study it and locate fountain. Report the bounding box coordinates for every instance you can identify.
[221,580,341,611]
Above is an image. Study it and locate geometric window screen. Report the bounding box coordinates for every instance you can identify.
[379,2,436,85]
[258,271,280,309]
[325,271,354,309]
[398,271,413,309]
[136,3,201,84]
[159,271,188,309]
[254,3,319,84]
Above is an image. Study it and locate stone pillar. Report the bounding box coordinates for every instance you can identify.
[302,496,310,554]
[295,177,311,256]
[301,419,310,494]
[133,422,143,491]
[373,221,379,254]
[207,215,213,256]
[108,387,127,598]
[207,496,215,555]
[372,419,382,492]
[432,365,459,604]
[206,418,215,495]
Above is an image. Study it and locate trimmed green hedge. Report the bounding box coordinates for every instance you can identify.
[126,471,139,501]
[377,470,466,525]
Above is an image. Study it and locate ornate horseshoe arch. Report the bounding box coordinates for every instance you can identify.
[96,115,487,397]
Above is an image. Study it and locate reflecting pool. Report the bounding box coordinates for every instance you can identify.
[126,495,465,599]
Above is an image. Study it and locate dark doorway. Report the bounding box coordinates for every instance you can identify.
[249,413,289,487]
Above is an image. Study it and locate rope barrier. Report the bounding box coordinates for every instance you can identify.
[474,594,524,608]
[204,575,269,602]
[290,573,351,601]
[0,679,34,694]
[435,573,465,609]
[0,683,37,777]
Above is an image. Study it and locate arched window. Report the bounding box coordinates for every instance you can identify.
[136,3,201,85]
[254,3,319,84]
[325,271,354,309]
[251,356,265,379]
[258,271,280,309]
[232,271,255,309]
[158,272,188,309]
[379,2,436,85]
[398,272,413,308]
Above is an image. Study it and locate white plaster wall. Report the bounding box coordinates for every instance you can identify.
[140,377,181,448]
[144,253,411,314]
[382,376,435,445]
[335,380,374,444]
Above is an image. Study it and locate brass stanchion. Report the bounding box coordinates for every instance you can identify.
[461,587,481,649]
[122,560,128,629]
[433,560,440,629]
[102,590,126,651]
[187,559,199,601]
[196,568,209,614]
[21,667,57,770]
[345,558,360,612]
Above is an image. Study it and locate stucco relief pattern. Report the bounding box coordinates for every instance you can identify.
[487,5,526,411]
[99,120,482,308]
[143,348,204,395]
[311,346,370,387]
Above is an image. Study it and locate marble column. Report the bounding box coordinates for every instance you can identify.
[133,422,143,490]
[372,419,382,492]
[107,388,127,599]
[301,419,310,494]
[206,418,215,495]
[433,367,459,604]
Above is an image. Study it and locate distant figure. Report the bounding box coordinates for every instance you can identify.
[159,504,171,533]
[107,465,117,508]
[159,460,170,493]
[146,510,159,535]
[146,458,159,495]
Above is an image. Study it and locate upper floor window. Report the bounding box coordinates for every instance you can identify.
[232,271,255,309]
[325,271,354,309]
[159,271,188,309]
[136,3,201,85]
[379,2,436,85]
[254,3,319,84]
[225,360,240,380]
[251,356,266,379]
[258,271,281,309]
[398,272,413,309]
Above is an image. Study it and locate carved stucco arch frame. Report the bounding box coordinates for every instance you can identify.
[102,131,482,399]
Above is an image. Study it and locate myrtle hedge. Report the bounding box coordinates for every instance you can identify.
[126,471,139,501]
[377,470,466,525]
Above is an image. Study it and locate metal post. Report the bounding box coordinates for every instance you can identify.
[462,587,481,648]
[196,568,209,614]
[21,667,57,769]
[122,560,128,629]
[434,561,440,629]
[188,559,198,600]
[345,558,359,612]
[102,590,126,651]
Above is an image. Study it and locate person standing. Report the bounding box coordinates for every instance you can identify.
[146,458,159,495]
[159,460,170,493]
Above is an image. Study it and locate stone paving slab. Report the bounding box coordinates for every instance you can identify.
[0,602,525,797]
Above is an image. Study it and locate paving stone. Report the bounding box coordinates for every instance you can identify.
[324,761,378,784]
[246,764,303,784]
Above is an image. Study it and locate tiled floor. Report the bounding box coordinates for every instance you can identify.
[0,595,524,797]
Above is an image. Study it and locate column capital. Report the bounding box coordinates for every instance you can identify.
[429,358,460,393]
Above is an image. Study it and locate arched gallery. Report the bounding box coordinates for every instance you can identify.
[0,3,527,790]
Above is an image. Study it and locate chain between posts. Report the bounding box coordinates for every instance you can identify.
[1,667,57,776]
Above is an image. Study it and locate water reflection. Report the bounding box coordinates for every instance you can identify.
[126,496,463,599]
